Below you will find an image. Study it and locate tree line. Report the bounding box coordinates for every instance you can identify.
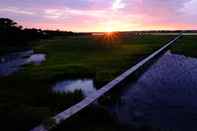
[0,18,75,47]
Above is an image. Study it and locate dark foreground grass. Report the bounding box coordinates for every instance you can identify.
[0,45,31,56]
[0,34,174,131]
[172,35,197,57]
[52,104,161,131]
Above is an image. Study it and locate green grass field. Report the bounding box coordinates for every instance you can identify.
[0,34,175,131]
[172,35,197,57]
[30,35,176,84]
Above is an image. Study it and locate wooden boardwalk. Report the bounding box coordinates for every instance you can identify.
[30,34,182,131]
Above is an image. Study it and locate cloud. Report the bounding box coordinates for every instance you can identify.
[112,0,126,10]
[42,8,107,20]
[0,0,197,31]
[0,7,35,15]
[119,0,197,27]
[44,9,66,19]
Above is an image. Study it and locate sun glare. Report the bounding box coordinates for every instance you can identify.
[104,30,119,42]
[106,26,113,33]
[102,21,120,42]
[106,31,113,35]
[105,29,114,37]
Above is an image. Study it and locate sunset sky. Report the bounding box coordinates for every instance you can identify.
[0,0,197,32]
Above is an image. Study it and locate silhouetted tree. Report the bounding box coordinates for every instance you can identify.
[0,18,24,46]
[0,18,18,29]
[0,17,77,55]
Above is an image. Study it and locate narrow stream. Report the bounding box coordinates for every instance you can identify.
[108,50,197,131]
[0,50,46,76]
[0,50,97,98]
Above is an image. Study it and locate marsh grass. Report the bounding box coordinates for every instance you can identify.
[0,34,174,130]
[171,35,197,57]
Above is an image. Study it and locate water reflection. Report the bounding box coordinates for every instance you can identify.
[27,54,46,65]
[0,50,33,63]
[52,79,96,97]
[109,51,197,131]
[0,50,46,76]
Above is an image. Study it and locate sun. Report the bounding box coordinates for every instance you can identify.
[105,30,114,37]
[103,30,119,42]
[106,26,114,34]
[103,22,119,40]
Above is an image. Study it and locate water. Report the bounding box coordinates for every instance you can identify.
[0,50,34,63]
[108,51,197,131]
[52,79,96,97]
[27,54,46,65]
[0,50,46,76]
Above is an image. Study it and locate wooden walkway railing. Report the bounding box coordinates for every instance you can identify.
[30,34,182,131]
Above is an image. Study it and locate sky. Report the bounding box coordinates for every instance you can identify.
[0,0,197,32]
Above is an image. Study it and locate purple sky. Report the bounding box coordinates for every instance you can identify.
[0,0,197,32]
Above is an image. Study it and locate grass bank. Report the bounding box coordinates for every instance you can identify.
[172,35,197,57]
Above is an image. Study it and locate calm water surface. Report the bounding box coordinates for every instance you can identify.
[52,79,96,97]
[27,54,46,65]
[108,51,197,131]
[0,50,46,76]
